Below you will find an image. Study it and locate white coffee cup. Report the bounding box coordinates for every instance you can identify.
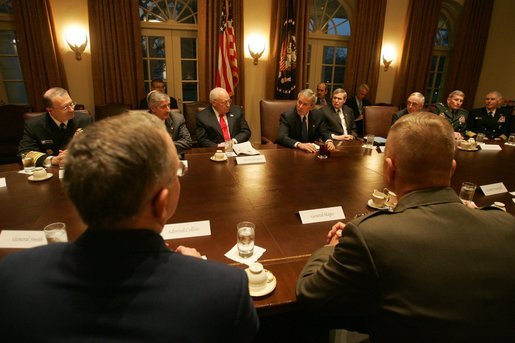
[384,188,397,208]
[32,167,48,180]
[213,150,225,160]
[372,189,387,207]
[246,262,272,291]
[44,222,68,243]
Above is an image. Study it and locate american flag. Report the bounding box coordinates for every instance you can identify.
[216,0,239,96]
[275,0,297,99]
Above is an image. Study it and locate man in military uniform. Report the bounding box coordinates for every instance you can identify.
[297,112,515,341]
[433,90,468,139]
[18,87,92,167]
[467,91,511,140]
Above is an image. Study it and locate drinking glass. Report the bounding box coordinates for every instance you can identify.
[365,134,375,149]
[476,133,485,144]
[237,221,255,258]
[44,222,68,243]
[21,154,35,173]
[507,133,515,146]
[317,142,329,159]
[459,182,476,202]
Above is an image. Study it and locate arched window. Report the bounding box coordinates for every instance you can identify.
[425,13,451,105]
[0,0,28,105]
[307,0,352,95]
[139,0,199,107]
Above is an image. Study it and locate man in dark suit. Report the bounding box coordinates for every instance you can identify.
[196,87,251,147]
[276,89,335,153]
[147,90,192,154]
[391,92,424,125]
[18,87,92,167]
[433,90,468,139]
[315,82,330,106]
[468,91,511,140]
[346,83,372,137]
[0,112,259,342]
[138,78,179,110]
[297,112,515,341]
[321,88,357,141]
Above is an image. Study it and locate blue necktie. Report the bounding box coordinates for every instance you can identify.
[301,116,308,142]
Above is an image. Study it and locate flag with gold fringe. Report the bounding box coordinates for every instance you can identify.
[216,0,239,96]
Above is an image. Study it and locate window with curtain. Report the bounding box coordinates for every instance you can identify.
[307,0,351,95]
[139,0,198,108]
[0,1,27,105]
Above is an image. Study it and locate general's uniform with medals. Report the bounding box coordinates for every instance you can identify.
[433,103,468,136]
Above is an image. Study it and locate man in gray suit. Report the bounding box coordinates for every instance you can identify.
[0,113,259,342]
[297,112,515,341]
[147,90,192,154]
[196,87,251,147]
[320,88,357,141]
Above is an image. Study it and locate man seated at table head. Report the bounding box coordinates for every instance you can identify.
[296,112,515,341]
[147,90,192,155]
[138,78,179,110]
[276,88,335,153]
[321,88,358,141]
[315,82,330,106]
[196,87,251,147]
[433,90,468,140]
[0,112,259,342]
[391,91,425,125]
[467,90,511,140]
[18,87,92,167]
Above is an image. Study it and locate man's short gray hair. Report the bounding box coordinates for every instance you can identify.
[409,92,425,105]
[147,90,170,108]
[298,89,316,104]
[43,87,69,108]
[63,112,177,228]
[332,88,347,99]
[448,90,465,99]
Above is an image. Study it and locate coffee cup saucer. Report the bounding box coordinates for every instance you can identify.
[367,199,388,210]
[210,155,227,162]
[457,145,478,151]
[246,269,276,297]
[28,173,53,182]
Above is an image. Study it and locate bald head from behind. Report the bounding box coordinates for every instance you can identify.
[63,112,180,230]
[384,112,456,198]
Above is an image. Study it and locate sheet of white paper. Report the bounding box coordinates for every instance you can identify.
[510,191,515,196]
[181,160,188,168]
[233,141,260,156]
[224,244,266,266]
[225,152,237,157]
[481,144,502,151]
[480,182,508,196]
[161,220,211,240]
[0,230,47,248]
[0,178,6,188]
[236,155,266,165]
[379,146,385,152]
[374,137,387,144]
[299,206,345,224]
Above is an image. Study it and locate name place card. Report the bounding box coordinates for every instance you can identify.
[59,169,65,179]
[299,206,345,224]
[481,144,502,151]
[510,191,515,196]
[480,182,508,196]
[0,177,6,188]
[0,230,47,248]
[236,155,266,165]
[161,220,211,240]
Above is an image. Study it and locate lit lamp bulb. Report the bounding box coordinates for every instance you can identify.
[382,46,395,72]
[65,28,88,61]
[248,39,265,66]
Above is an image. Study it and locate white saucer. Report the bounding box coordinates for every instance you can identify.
[367,199,388,210]
[28,173,53,182]
[210,155,227,162]
[248,270,276,297]
[457,146,478,151]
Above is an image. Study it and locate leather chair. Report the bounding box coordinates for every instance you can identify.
[183,101,209,146]
[363,105,398,139]
[94,103,131,121]
[259,99,297,144]
[0,104,32,164]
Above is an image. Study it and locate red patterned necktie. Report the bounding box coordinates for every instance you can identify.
[219,114,231,141]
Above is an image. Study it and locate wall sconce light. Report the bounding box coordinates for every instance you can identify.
[382,55,393,71]
[248,44,265,65]
[381,45,395,72]
[65,28,88,61]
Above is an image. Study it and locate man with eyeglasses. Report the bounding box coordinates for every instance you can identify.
[18,87,92,167]
[1,112,259,342]
[147,90,192,156]
[391,92,425,125]
[196,87,251,147]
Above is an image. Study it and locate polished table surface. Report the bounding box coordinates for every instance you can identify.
[0,140,514,316]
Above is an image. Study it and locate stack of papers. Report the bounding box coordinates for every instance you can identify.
[233,141,260,155]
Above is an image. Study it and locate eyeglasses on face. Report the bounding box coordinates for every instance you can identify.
[55,102,75,111]
[217,99,232,105]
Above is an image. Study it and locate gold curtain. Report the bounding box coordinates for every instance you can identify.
[392,0,442,107]
[265,0,309,100]
[88,0,144,108]
[444,0,494,109]
[197,0,245,106]
[13,0,68,111]
[343,0,387,103]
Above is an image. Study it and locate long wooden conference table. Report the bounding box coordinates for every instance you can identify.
[1,140,514,319]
